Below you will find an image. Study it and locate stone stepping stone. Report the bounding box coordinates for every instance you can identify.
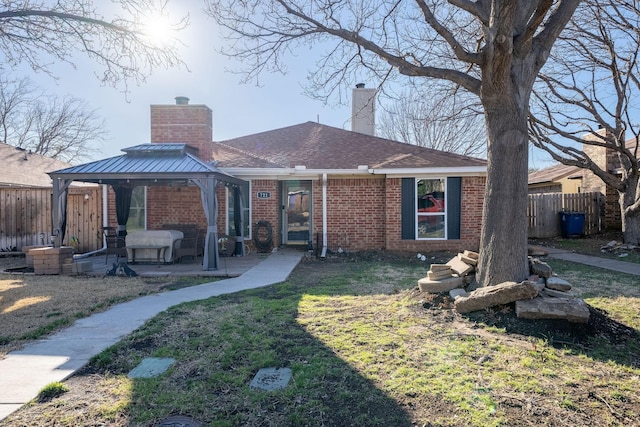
[128,357,175,379]
[249,367,292,391]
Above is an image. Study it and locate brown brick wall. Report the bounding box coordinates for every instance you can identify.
[107,186,208,232]
[310,177,387,252]
[150,104,214,162]
[581,128,609,194]
[604,187,622,229]
[107,175,486,254]
[581,129,622,230]
[384,176,484,253]
[146,187,207,230]
[250,180,281,247]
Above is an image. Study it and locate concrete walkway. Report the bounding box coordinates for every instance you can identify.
[544,247,640,276]
[0,249,303,421]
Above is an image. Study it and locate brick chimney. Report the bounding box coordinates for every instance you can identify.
[150,96,214,162]
[351,83,377,136]
[581,127,621,194]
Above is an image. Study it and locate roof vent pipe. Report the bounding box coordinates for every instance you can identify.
[175,96,190,105]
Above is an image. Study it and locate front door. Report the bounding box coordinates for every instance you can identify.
[282,180,312,244]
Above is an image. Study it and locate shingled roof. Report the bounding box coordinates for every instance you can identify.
[212,122,486,170]
[0,143,79,187]
[528,163,582,185]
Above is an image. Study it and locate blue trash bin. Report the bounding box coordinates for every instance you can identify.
[560,211,585,238]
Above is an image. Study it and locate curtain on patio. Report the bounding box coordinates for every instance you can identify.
[112,185,133,236]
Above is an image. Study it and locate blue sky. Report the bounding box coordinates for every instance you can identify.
[16,0,554,167]
[18,0,352,162]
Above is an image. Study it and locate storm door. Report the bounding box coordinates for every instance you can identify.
[282,180,312,244]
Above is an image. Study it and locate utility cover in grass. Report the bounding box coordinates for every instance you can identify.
[250,367,292,391]
[128,357,175,378]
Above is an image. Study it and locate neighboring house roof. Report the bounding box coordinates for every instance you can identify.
[212,122,486,172]
[528,163,582,185]
[49,143,244,186]
[0,142,79,188]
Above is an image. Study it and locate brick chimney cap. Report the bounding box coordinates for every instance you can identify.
[175,96,190,105]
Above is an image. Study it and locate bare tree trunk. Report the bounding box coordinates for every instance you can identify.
[620,176,640,245]
[477,103,530,287]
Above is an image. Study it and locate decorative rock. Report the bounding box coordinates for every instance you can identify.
[463,274,476,285]
[541,288,572,298]
[427,269,453,281]
[458,253,478,266]
[418,276,465,293]
[454,281,539,314]
[529,258,553,278]
[429,264,451,271]
[446,256,474,276]
[250,367,292,391]
[128,357,175,378]
[515,296,590,323]
[449,288,468,299]
[528,245,549,256]
[545,277,572,292]
[463,250,479,260]
[532,277,546,293]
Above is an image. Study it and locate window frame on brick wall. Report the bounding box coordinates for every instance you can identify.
[126,186,146,231]
[402,177,461,241]
[225,181,251,239]
[416,178,447,240]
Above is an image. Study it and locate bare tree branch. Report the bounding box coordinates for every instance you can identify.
[205,0,580,285]
[530,0,640,243]
[0,0,187,93]
[378,88,486,157]
[0,73,106,163]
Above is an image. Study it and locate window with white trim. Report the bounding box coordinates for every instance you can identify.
[126,186,146,231]
[416,178,446,239]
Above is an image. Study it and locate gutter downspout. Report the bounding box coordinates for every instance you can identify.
[74,184,109,259]
[321,173,328,258]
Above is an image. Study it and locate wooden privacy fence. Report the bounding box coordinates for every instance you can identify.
[528,192,602,239]
[0,187,103,252]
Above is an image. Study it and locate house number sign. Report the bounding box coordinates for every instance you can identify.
[256,191,271,199]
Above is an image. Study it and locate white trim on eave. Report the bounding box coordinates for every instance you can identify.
[220,166,487,179]
[369,166,487,176]
[219,167,372,179]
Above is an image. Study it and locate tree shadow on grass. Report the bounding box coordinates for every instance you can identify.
[463,303,640,369]
[69,258,437,427]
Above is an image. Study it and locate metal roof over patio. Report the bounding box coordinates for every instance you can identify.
[48,143,247,271]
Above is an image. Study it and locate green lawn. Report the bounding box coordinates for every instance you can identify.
[5,255,640,427]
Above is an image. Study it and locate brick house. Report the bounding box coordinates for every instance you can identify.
[527,128,640,231]
[579,128,640,230]
[138,91,487,255]
[528,163,582,194]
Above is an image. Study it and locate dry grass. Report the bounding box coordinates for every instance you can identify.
[0,255,211,357]
[2,253,640,426]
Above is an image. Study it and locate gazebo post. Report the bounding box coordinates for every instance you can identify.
[51,177,72,247]
[197,176,219,270]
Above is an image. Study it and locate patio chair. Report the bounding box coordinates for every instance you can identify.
[103,227,127,264]
[161,224,200,263]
